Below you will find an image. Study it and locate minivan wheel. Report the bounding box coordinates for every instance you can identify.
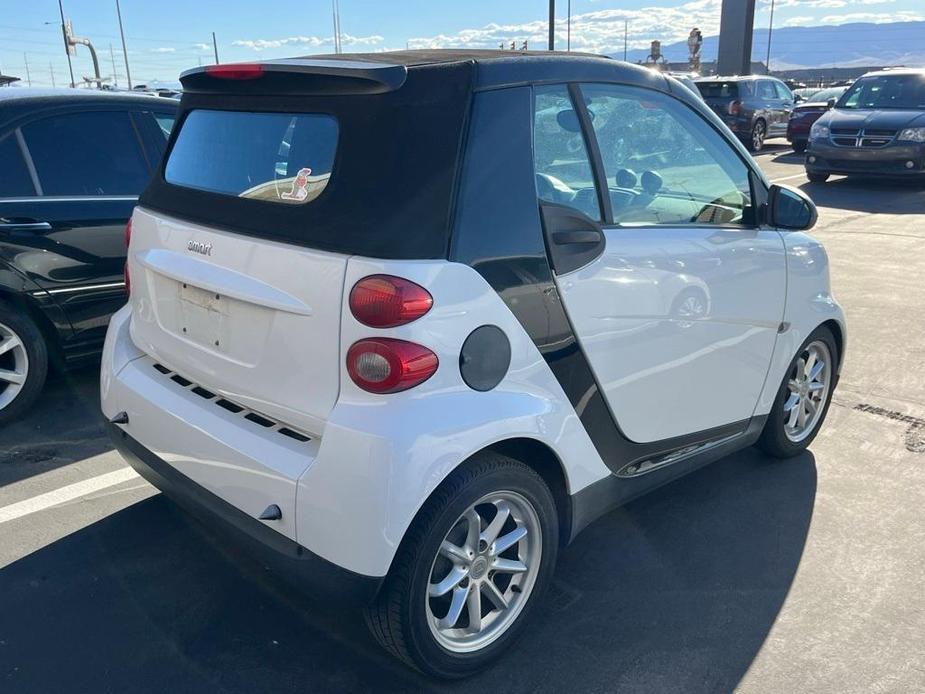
[757,325,838,458]
[748,120,767,152]
[366,452,558,678]
[0,302,48,424]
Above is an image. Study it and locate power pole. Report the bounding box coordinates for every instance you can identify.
[23,53,31,86]
[212,32,220,64]
[765,0,776,74]
[116,0,132,88]
[58,0,75,87]
[332,0,342,53]
[567,0,571,51]
[49,62,56,87]
[548,0,555,50]
[109,42,118,87]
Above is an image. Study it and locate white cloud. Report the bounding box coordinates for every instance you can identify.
[233,34,384,51]
[149,47,176,53]
[408,0,726,54]
[193,43,210,51]
[821,10,922,22]
[783,16,817,25]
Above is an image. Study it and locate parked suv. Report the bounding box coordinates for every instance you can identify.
[0,89,175,421]
[102,52,845,678]
[805,69,925,182]
[695,75,795,151]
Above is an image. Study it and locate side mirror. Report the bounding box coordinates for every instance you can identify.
[826,97,837,109]
[767,184,817,231]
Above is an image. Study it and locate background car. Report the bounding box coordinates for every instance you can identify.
[0,89,176,422]
[805,68,925,183]
[787,86,849,153]
[695,75,795,151]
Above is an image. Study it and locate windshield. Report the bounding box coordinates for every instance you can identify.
[837,74,925,110]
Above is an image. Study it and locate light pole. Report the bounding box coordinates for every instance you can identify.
[57,0,75,87]
[115,0,132,88]
[766,0,775,74]
[548,0,555,51]
[567,0,571,51]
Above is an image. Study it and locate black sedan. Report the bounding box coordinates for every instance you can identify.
[805,69,925,183]
[0,89,176,421]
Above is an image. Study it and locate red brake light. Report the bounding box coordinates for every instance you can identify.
[204,63,265,80]
[124,219,132,296]
[349,275,433,328]
[346,338,438,394]
[728,100,742,116]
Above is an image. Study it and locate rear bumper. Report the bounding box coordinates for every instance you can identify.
[806,141,925,176]
[108,421,383,604]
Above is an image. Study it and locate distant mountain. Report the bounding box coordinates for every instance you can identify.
[618,21,925,71]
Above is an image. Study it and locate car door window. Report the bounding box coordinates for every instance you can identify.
[580,83,755,227]
[533,85,601,221]
[0,133,36,197]
[757,81,778,101]
[21,110,150,196]
[774,82,793,101]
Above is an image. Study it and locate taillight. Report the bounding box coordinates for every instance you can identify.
[123,218,132,296]
[346,338,438,394]
[204,63,265,80]
[728,100,742,116]
[349,275,433,328]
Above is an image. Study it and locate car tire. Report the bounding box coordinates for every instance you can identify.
[365,451,559,678]
[791,141,806,153]
[806,171,830,183]
[747,120,767,152]
[757,325,838,459]
[0,300,48,424]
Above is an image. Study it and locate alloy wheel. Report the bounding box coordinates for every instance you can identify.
[0,321,29,412]
[783,340,832,442]
[425,490,542,653]
[752,121,766,151]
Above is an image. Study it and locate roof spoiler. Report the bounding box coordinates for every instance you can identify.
[179,58,408,96]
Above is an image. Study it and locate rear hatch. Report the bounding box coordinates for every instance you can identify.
[128,57,474,435]
[696,80,746,117]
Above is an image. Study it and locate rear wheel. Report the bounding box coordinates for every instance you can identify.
[807,171,830,183]
[748,120,767,152]
[791,140,806,153]
[366,452,558,678]
[0,301,48,424]
[758,325,838,458]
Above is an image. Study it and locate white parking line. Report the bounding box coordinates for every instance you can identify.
[0,468,140,525]
[771,172,808,183]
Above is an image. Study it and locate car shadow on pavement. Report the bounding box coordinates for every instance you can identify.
[800,177,925,214]
[0,366,112,488]
[0,447,816,694]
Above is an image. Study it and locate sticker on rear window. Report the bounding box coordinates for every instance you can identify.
[281,167,313,202]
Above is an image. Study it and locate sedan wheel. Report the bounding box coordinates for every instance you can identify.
[0,321,29,411]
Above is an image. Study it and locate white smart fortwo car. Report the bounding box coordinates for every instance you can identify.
[101,51,846,678]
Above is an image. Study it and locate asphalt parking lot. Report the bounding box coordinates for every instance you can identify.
[2,140,924,693]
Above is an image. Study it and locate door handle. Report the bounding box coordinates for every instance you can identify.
[0,221,52,231]
[553,230,601,245]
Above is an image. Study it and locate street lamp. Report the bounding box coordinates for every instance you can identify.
[766,0,775,74]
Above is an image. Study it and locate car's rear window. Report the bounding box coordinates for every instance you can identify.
[696,82,741,99]
[165,110,338,205]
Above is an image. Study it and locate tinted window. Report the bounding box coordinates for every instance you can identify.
[154,113,175,139]
[532,85,601,221]
[22,111,150,196]
[757,81,778,100]
[581,84,754,227]
[839,74,925,110]
[774,81,794,101]
[0,134,36,197]
[166,110,338,205]
[695,81,740,99]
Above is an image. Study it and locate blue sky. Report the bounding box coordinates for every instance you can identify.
[1,0,922,86]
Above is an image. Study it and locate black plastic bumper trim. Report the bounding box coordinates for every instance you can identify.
[106,422,383,605]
